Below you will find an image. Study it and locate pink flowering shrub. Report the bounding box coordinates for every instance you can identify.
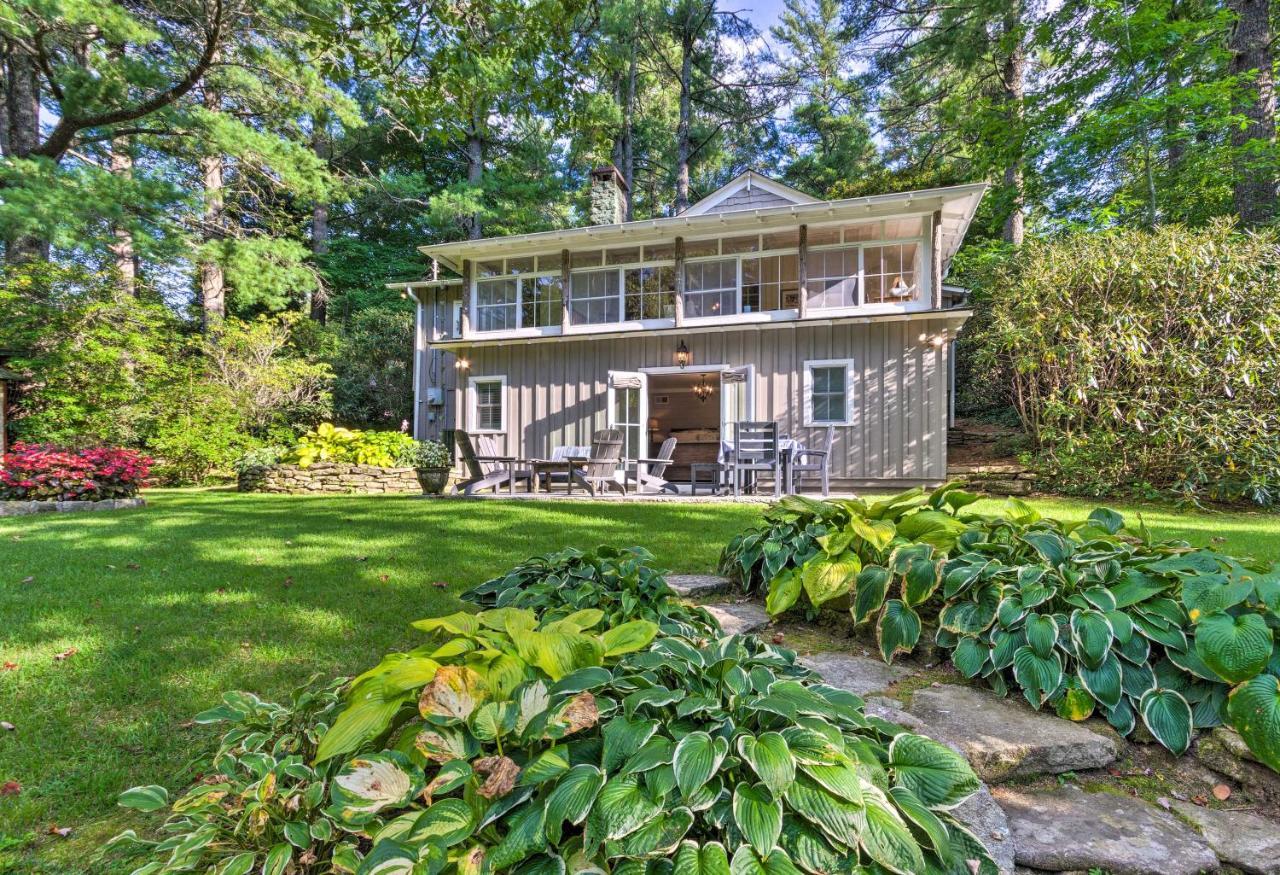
[0,443,152,501]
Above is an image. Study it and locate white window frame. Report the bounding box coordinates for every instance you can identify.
[468,375,507,434]
[804,359,857,427]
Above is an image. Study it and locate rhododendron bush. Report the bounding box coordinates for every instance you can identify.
[0,442,151,501]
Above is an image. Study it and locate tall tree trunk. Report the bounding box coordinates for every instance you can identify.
[199,87,226,327]
[109,137,139,294]
[674,25,694,214]
[3,39,49,263]
[1000,3,1026,246]
[1227,0,1276,226]
[310,124,329,323]
[622,17,637,220]
[465,110,484,240]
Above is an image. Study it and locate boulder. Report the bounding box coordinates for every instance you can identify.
[800,652,912,696]
[703,602,770,636]
[1195,727,1280,807]
[665,574,731,597]
[1170,801,1280,875]
[992,784,1217,875]
[904,685,1116,780]
[952,784,1017,875]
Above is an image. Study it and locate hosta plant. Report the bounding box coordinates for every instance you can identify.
[462,546,718,638]
[721,486,974,619]
[315,607,660,764]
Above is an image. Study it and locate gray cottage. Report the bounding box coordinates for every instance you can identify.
[394,169,985,490]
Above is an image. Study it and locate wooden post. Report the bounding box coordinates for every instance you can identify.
[931,210,944,309]
[797,224,808,318]
[674,236,686,326]
[460,260,473,338]
[560,248,571,331]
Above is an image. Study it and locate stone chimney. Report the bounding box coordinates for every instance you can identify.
[589,164,629,225]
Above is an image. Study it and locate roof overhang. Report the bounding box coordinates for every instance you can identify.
[418,182,989,278]
[427,308,973,350]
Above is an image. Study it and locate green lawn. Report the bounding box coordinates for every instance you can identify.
[1,489,1277,873]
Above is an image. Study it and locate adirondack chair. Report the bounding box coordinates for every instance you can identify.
[788,425,833,496]
[570,428,626,496]
[629,437,678,494]
[730,421,783,498]
[452,430,532,495]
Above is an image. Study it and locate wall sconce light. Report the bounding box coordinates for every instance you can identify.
[675,340,691,369]
[454,356,471,370]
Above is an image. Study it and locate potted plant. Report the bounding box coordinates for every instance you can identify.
[407,440,451,495]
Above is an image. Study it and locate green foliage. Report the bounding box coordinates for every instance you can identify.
[283,423,419,468]
[463,546,719,638]
[330,303,415,430]
[407,440,452,470]
[971,221,1280,507]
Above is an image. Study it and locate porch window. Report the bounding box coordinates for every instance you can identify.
[624,265,676,320]
[804,359,855,426]
[683,258,737,318]
[570,269,621,324]
[476,278,517,331]
[864,242,921,304]
[522,275,563,327]
[741,253,799,312]
[469,376,506,433]
[806,247,861,309]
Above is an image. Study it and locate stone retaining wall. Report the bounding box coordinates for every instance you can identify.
[238,463,421,495]
[0,497,146,517]
[946,462,1038,496]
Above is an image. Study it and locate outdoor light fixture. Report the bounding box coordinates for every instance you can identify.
[693,376,713,402]
[455,356,470,370]
[675,340,691,369]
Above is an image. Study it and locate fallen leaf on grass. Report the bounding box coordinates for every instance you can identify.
[105,564,117,570]
[0,782,20,796]
[771,632,785,645]
[283,577,293,588]
[378,574,390,582]
[2,662,17,672]
[431,581,448,589]
[355,556,369,562]
[47,825,71,837]
[1156,796,1171,810]
[126,562,140,570]
[1212,784,1231,801]
[0,722,14,731]
[20,576,33,584]
[1192,794,1209,806]
[53,648,77,661]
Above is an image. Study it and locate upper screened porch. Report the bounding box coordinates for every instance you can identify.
[396,178,987,346]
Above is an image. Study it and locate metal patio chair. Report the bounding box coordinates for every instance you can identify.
[788,425,833,495]
[730,421,783,498]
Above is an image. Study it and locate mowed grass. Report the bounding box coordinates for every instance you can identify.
[0,488,1277,872]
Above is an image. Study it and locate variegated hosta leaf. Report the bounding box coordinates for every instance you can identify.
[673,840,731,875]
[877,600,922,664]
[602,716,659,772]
[545,764,606,844]
[1078,652,1123,709]
[419,665,487,721]
[801,552,861,608]
[1226,674,1280,771]
[354,840,416,875]
[728,844,804,875]
[939,583,1001,635]
[594,773,663,841]
[886,733,979,810]
[406,797,475,847]
[737,733,796,797]
[858,784,926,875]
[887,785,951,857]
[488,802,548,870]
[1139,688,1193,755]
[673,731,729,799]
[1070,610,1114,670]
[331,752,423,818]
[1012,646,1063,710]
[851,566,891,624]
[1024,613,1058,659]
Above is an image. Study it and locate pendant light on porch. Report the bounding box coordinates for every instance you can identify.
[693,375,713,402]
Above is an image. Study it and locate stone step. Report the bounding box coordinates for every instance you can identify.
[666,574,732,597]
[993,784,1218,875]
[799,652,912,696]
[904,685,1116,781]
[1170,801,1280,875]
[703,602,770,636]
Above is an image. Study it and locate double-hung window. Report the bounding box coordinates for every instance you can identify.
[804,359,855,426]
[522,275,563,327]
[683,258,737,318]
[863,242,921,304]
[469,376,506,433]
[570,269,621,324]
[806,247,861,310]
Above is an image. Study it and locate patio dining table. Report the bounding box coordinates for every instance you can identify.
[719,437,806,495]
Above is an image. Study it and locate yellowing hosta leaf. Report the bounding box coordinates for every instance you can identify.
[512,629,604,681]
[850,517,896,552]
[411,612,480,636]
[766,568,803,617]
[331,752,423,817]
[419,665,487,721]
[315,695,406,762]
[1055,677,1096,721]
[381,657,440,694]
[801,552,861,607]
[601,620,659,657]
[1227,674,1280,772]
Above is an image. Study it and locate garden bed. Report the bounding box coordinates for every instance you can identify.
[237,462,422,494]
[0,496,146,517]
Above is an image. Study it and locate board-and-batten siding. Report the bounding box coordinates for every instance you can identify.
[432,320,952,485]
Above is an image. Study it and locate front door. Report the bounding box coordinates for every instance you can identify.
[720,366,755,439]
[607,370,648,464]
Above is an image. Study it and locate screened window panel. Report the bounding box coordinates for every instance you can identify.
[806,246,860,309]
[476,279,517,331]
[624,266,675,320]
[741,254,797,312]
[682,258,737,318]
[570,269,621,324]
[864,242,920,303]
[522,275,563,327]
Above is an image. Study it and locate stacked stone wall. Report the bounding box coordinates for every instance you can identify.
[238,463,420,494]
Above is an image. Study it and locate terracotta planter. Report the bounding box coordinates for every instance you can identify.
[416,467,450,495]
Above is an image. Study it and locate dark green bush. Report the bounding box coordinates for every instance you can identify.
[969,220,1280,506]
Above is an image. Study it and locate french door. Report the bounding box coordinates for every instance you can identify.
[607,370,648,464]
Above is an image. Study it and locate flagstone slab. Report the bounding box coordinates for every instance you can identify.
[703,602,770,636]
[1171,801,1280,875]
[799,652,912,696]
[904,685,1116,780]
[992,785,1217,875]
[951,784,1017,875]
[666,574,732,597]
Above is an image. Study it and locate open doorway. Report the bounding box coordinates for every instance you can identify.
[646,370,720,483]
